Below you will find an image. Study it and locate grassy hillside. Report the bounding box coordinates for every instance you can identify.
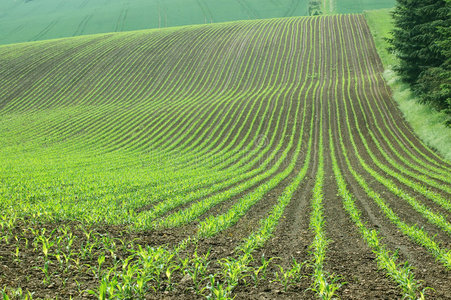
[0,0,398,45]
[331,0,395,14]
[1,15,450,299]
[0,0,309,45]
[365,9,451,161]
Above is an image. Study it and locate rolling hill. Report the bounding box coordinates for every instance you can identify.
[0,0,395,45]
[0,14,450,299]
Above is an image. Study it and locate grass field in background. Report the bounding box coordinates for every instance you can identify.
[0,0,309,45]
[1,0,398,45]
[337,0,394,13]
[323,0,394,14]
[365,9,451,161]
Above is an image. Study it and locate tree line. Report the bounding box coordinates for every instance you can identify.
[390,0,450,123]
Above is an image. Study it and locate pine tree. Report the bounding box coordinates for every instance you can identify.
[416,5,451,113]
[389,0,450,115]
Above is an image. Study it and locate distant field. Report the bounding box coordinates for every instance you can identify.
[0,0,309,45]
[0,0,397,45]
[1,15,450,299]
[332,0,395,13]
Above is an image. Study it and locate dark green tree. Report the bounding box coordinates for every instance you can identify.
[389,0,451,115]
[416,8,451,113]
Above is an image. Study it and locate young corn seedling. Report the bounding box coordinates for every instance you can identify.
[1,287,34,300]
[80,239,97,260]
[250,255,276,287]
[187,249,211,294]
[206,274,236,299]
[219,257,251,290]
[80,226,93,242]
[37,260,52,285]
[133,244,182,292]
[165,265,180,290]
[207,281,233,300]
[116,262,142,298]
[13,237,21,263]
[290,258,306,283]
[273,262,305,293]
[54,252,65,269]
[38,235,55,260]
[93,254,106,279]
[88,267,120,300]
[101,235,119,261]
[14,245,20,263]
[309,272,344,300]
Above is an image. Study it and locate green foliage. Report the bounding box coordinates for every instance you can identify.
[389,0,451,113]
[417,63,451,115]
[363,9,397,67]
[337,16,451,268]
[365,8,451,160]
[309,0,323,16]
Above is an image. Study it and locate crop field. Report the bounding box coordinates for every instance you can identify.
[0,0,397,46]
[331,0,394,14]
[1,15,450,299]
[0,0,309,45]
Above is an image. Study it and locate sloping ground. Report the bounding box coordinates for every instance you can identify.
[0,0,309,45]
[0,0,397,45]
[332,0,394,13]
[0,16,450,299]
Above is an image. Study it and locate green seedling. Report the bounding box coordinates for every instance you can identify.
[37,260,52,284]
[187,249,211,294]
[250,255,277,286]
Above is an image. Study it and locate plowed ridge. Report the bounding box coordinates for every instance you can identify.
[0,15,450,299]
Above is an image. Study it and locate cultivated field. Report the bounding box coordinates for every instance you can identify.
[0,0,309,45]
[332,0,394,13]
[0,15,450,299]
[0,0,397,45]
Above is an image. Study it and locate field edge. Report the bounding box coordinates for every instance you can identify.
[364,8,451,162]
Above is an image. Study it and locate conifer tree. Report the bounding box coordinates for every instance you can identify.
[389,0,450,115]
[416,5,451,113]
